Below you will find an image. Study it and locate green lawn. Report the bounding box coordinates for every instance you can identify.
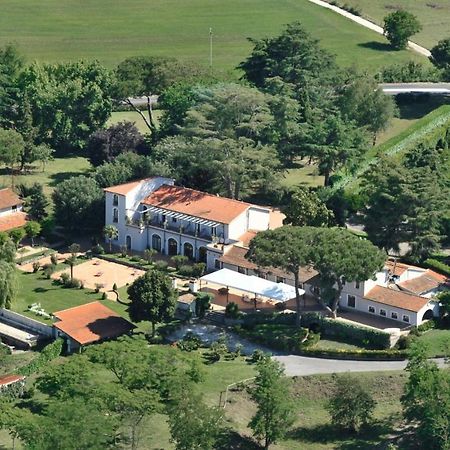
[338,0,450,48]
[107,110,162,134]
[281,159,325,189]
[0,156,91,195]
[314,339,365,351]
[12,271,106,321]
[0,0,425,72]
[416,329,450,358]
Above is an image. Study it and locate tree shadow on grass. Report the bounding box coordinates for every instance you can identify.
[287,421,393,450]
[216,430,259,450]
[358,41,396,52]
[48,170,90,187]
[33,287,49,293]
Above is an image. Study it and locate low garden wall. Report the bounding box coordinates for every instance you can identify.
[0,309,54,338]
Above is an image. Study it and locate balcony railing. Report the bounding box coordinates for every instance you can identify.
[127,217,221,241]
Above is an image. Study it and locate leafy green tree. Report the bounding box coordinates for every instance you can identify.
[127,269,177,336]
[362,157,410,253]
[103,224,119,252]
[36,355,93,400]
[0,44,24,128]
[283,187,333,227]
[143,248,156,263]
[383,10,422,49]
[313,228,386,317]
[0,260,17,308]
[115,57,203,135]
[180,83,274,143]
[249,356,295,450]
[167,388,223,450]
[246,226,316,325]
[0,128,25,185]
[378,61,439,83]
[26,398,118,450]
[9,227,26,246]
[24,221,41,246]
[337,70,396,145]
[52,175,104,231]
[326,375,376,433]
[17,60,113,152]
[86,121,146,167]
[430,38,450,80]
[401,342,450,449]
[0,232,17,263]
[304,113,367,186]
[27,183,49,221]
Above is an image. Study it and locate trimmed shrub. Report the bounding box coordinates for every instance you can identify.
[225,302,240,319]
[417,319,436,333]
[43,263,56,279]
[91,244,105,255]
[192,262,206,277]
[397,335,413,350]
[178,265,194,277]
[101,292,107,300]
[50,253,58,266]
[154,260,169,271]
[32,261,40,273]
[302,313,391,349]
[171,255,188,269]
[59,272,70,285]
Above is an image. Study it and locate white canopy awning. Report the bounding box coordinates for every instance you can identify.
[200,268,303,303]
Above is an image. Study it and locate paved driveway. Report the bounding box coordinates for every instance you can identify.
[274,355,447,376]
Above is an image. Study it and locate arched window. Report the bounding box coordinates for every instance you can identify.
[168,238,178,256]
[183,242,194,260]
[113,194,119,206]
[126,235,132,250]
[152,234,161,252]
[198,247,207,263]
[113,208,119,223]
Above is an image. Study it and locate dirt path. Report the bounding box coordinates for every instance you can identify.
[307,0,431,58]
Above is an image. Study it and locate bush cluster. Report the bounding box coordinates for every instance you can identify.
[59,273,82,289]
[329,1,361,16]
[19,339,64,376]
[424,258,450,277]
[301,313,391,349]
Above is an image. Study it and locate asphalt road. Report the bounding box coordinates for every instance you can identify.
[273,355,447,376]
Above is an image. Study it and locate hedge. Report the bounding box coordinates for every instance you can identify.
[424,258,450,278]
[18,339,63,376]
[301,313,391,350]
[16,249,56,265]
[297,347,407,360]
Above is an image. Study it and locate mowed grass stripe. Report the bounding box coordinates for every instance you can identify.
[0,0,424,70]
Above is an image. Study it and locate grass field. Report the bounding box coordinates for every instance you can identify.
[340,0,450,48]
[417,329,450,358]
[107,110,162,134]
[0,156,91,195]
[0,0,425,72]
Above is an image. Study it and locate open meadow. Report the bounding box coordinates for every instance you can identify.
[340,0,450,48]
[0,0,425,72]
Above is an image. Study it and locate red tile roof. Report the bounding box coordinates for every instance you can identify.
[142,184,252,224]
[219,245,318,284]
[399,270,448,295]
[364,285,431,312]
[385,260,417,277]
[0,374,25,386]
[0,211,27,232]
[0,188,22,210]
[104,178,155,195]
[53,301,134,345]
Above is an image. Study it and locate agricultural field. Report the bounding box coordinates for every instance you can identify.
[340,0,450,48]
[0,0,425,72]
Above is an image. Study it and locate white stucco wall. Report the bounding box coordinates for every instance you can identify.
[247,207,270,231]
[227,210,249,241]
[0,205,22,217]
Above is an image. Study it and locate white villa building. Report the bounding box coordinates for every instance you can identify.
[338,260,447,326]
[0,188,27,232]
[104,177,272,271]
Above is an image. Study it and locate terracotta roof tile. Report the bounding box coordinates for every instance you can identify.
[0,211,27,232]
[142,184,252,224]
[399,270,448,295]
[0,188,22,210]
[384,260,418,277]
[104,178,155,195]
[219,245,318,284]
[53,301,134,345]
[0,374,25,386]
[364,285,430,312]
